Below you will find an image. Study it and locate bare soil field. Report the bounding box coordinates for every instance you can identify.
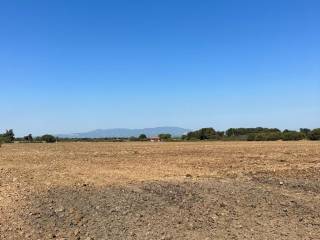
[0,141,320,240]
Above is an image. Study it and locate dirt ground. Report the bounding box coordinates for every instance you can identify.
[0,141,320,240]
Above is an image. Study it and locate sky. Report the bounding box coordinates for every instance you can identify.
[0,0,319,136]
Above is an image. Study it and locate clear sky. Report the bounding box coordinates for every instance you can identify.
[0,0,319,136]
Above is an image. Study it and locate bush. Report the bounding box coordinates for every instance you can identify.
[264,132,282,141]
[186,128,218,140]
[158,133,172,141]
[300,128,311,136]
[138,134,147,140]
[247,132,282,141]
[226,127,280,137]
[254,133,266,141]
[24,134,33,142]
[0,129,15,143]
[282,131,304,141]
[309,128,320,140]
[216,131,225,138]
[41,134,56,143]
[247,134,256,141]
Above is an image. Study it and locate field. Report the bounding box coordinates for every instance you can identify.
[1,141,320,239]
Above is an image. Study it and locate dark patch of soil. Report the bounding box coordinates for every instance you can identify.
[5,178,320,240]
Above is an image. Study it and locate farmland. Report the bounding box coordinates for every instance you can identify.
[1,141,320,239]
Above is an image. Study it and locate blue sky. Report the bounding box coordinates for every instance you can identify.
[0,0,319,136]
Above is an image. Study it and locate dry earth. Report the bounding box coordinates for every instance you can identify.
[0,141,320,239]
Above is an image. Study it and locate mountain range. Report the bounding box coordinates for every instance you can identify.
[56,127,191,138]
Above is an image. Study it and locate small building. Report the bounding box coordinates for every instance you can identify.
[149,137,160,142]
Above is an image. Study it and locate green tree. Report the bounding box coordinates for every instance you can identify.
[226,128,236,137]
[300,128,311,136]
[226,127,280,137]
[247,133,255,141]
[0,129,15,143]
[158,133,172,141]
[309,128,320,140]
[216,131,225,138]
[24,134,33,142]
[186,128,217,140]
[254,133,265,141]
[282,131,304,141]
[41,134,56,143]
[265,132,282,141]
[138,134,147,140]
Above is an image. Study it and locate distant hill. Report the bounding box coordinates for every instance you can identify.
[57,127,191,138]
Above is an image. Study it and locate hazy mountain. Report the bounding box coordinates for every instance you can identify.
[57,127,191,138]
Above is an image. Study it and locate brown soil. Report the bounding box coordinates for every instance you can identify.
[0,141,319,239]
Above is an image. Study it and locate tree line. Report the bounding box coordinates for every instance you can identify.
[1,127,320,146]
[0,130,174,145]
[0,130,57,145]
[183,127,320,141]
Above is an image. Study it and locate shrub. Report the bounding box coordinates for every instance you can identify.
[282,131,304,141]
[186,128,218,140]
[138,134,147,140]
[300,128,311,136]
[24,134,33,142]
[247,134,256,141]
[41,134,56,143]
[309,128,320,140]
[264,132,282,141]
[158,133,172,141]
[247,132,282,141]
[0,129,15,143]
[226,127,280,137]
[254,133,265,141]
[216,131,225,138]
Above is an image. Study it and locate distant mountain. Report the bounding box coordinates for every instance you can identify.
[57,127,191,138]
